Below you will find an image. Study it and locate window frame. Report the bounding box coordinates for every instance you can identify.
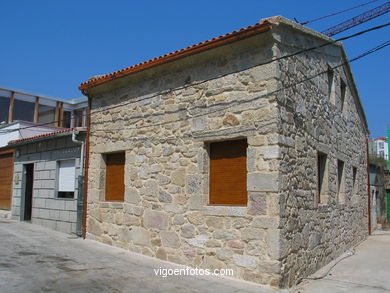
[317,151,329,205]
[352,166,358,195]
[104,152,125,202]
[337,159,346,204]
[327,67,335,104]
[56,159,76,199]
[207,138,248,206]
[340,79,346,113]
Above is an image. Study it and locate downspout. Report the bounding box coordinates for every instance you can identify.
[72,129,84,237]
[82,96,91,239]
[72,130,84,172]
[366,136,371,235]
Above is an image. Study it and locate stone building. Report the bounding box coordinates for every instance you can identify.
[9,128,86,234]
[79,16,369,287]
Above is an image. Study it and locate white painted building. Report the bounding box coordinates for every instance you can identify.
[0,121,62,148]
[373,137,388,160]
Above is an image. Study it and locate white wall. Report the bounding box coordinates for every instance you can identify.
[374,139,389,160]
[0,122,61,147]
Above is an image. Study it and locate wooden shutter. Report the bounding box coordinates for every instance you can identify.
[0,152,14,210]
[209,139,247,205]
[105,152,125,201]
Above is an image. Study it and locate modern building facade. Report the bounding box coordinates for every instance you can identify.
[0,87,88,129]
[80,16,369,287]
[0,87,87,219]
[8,128,86,234]
[371,137,389,160]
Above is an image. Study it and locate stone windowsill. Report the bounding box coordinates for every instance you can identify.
[203,205,247,217]
[97,201,124,209]
[54,197,77,201]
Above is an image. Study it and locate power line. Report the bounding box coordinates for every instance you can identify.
[86,22,390,118]
[300,0,381,25]
[90,39,390,135]
[1,22,389,135]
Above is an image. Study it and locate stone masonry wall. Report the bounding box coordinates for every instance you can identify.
[86,18,369,288]
[86,32,285,286]
[271,21,369,287]
[12,135,83,234]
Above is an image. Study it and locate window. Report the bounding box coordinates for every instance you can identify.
[352,167,357,193]
[337,160,345,204]
[105,152,125,201]
[340,79,346,113]
[378,142,384,149]
[13,98,35,122]
[63,111,72,128]
[38,104,56,126]
[327,68,334,104]
[379,151,384,158]
[317,152,328,204]
[0,96,10,123]
[209,139,247,206]
[58,159,75,198]
[74,109,85,127]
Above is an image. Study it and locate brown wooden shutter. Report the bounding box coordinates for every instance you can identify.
[209,139,247,205]
[105,152,125,201]
[0,152,14,210]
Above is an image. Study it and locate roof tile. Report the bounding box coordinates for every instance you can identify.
[79,19,273,92]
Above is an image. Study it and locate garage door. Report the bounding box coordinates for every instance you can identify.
[0,152,14,210]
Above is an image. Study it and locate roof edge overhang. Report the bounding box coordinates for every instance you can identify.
[8,127,87,147]
[79,20,273,93]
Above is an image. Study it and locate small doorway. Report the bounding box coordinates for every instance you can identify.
[21,164,34,221]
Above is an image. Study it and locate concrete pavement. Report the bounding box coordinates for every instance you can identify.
[292,230,390,293]
[1,220,390,293]
[0,220,277,293]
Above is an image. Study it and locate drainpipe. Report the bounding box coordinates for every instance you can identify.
[72,130,84,172]
[72,129,85,237]
[366,136,371,235]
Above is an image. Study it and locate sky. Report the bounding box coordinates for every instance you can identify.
[0,0,389,138]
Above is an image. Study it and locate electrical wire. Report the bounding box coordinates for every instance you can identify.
[81,22,390,118]
[300,0,382,25]
[88,39,390,138]
[0,22,389,135]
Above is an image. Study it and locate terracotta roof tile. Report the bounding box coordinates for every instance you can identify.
[79,20,273,92]
[8,127,86,145]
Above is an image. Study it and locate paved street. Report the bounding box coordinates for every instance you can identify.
[0,220,276,293]
[292,230,390,293]
[1,220,390,293]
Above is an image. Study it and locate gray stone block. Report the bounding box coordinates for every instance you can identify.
[143,210,169,230]
[161,231,180,248]
[247,173,279,192]
[130,227,150,246]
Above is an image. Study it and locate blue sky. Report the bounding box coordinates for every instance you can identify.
[0,0,389,137]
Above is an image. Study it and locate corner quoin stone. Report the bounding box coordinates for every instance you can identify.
[247,173,279,192]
